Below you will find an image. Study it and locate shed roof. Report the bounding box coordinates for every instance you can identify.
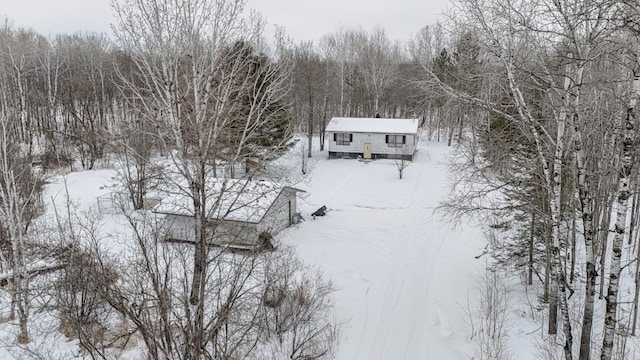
[325,117,420,134]
[154,178,303,224]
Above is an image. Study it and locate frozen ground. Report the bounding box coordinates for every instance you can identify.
[281,140,486,359]
[20,137,640,359]
[0,138,494,359]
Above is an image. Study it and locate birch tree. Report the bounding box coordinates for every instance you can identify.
[38,36,71,168]
[429,1,611,357]
[601,60,640,360]
[361,27,398,116]
[0,27,45,150]
[111,0,297,357]
[0,114,45,343]
[550,2,619,357]
[57,33,115,169]
[434,1,640,359]
[291,41,323,158]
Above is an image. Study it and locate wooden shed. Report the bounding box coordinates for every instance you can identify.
[325,117,420,160]
[153,179,305,248]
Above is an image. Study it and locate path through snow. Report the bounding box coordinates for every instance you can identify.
[282,141,484,359]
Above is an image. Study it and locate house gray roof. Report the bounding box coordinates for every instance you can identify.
[325,117,420,134]
[153,178,303,224]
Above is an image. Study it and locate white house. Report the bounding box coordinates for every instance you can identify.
[325,117,420,160]
[153,179,305,249]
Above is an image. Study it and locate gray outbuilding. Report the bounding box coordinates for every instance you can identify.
[153,179,305,249]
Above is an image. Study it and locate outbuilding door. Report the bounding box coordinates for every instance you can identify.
[364,143,372,159]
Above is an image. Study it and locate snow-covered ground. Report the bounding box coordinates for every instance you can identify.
[280,140,486,359]
[0,138,496,359]
[27,137,640,360]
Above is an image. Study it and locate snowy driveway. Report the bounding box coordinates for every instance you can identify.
[282,141,484,360]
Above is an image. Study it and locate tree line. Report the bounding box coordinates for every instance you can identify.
[5,0,640,358]
[435,0,640,359]
[0,15,469,164]
[0,0,344,358]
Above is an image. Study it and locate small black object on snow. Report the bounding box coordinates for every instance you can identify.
[311,205,327,219]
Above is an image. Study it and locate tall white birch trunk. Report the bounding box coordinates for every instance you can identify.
[601,71,640,360]
[552,62,576,360]
[568,60,597,360]
[547,64,571,338]
[0,117,34,343]
[498,49,570,348]
[576,106,597,360]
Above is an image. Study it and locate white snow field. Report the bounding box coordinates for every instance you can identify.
[281,140,485,359]
[0,138,489,359]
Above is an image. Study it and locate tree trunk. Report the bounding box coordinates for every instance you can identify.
[632,198,640,335]
[559,266,573,360]
[576,114,597,360]
[188,173,209,360]
[599,195,613,299]
[308,88,314,158]
[320,69,330,152]
[570,215,576,283]
[629,191,639,246]
[544,225,550,302]
[10,225,30,344]
[528,212,535,286]
[457,110,464,144]
[502,54,559,331]
[566,58,597,359]
[447,115,456,147]
[548,65,571,337]
[601,73,639,360]
[436,108,442,142]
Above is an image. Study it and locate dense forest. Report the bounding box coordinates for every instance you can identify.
[0,16,445,166]
[437,1,640,359]
[1,0,640,359]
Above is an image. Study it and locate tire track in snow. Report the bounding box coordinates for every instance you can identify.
[357,220,399,360]
[367,214,415,359]
[324,164,359,200]
[366,148,442,359]
[403,267,426,359]
[391,222,431,359]
[290,142,477,360]
[386,149,440,359]
[326,217,392,268]
[310,212,395,360]
[396,208,447,358]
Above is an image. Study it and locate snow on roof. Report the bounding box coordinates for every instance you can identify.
[154,178,299,224]
[325,117,420,134]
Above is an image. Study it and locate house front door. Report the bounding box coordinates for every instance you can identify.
[363,143,372,159]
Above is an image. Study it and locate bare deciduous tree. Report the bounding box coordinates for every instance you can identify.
[107,1,335,359]
[77,209,338,359]
[0,114,45,343]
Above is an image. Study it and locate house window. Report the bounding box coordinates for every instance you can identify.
[334,133,352,145]
[386,135,406,148]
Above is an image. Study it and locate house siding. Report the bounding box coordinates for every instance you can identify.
[213,220,260,245]
[161,189,300,246]
[258,189,297,235]
[328,132,417,160]
[164,214,195,241]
